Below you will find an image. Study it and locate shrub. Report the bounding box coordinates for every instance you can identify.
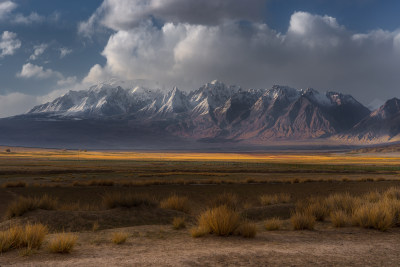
[330,210,349,227]
[259,193,290,206]
[265,217,282,231]
[111,232,128,244]
[22,224,48,249]
[325,193,360,214]
[235,221,257,238]
[209,192,239,210]
[352,201,394,231]
[172,217,186,230]
[305,201,329,221]
[198,205,240,236]
[160,195,190,213]
[190,226,209,238]
[6,195,58,219]
[291,212,315,230]
[102,192,156,209]
[48,233,78,253]
[2,181,27,188]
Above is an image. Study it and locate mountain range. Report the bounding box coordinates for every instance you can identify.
[0,80,399,149]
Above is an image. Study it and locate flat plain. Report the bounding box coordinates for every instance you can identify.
[1,147,400,266]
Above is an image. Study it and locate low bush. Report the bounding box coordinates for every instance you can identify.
[160,195,190,213]
[235,221,257,238]
[352,201,394,231]
[190,226,209,238]
[265,217,282,231]
[111,232,129,244]
[259,193,290,206]
[48,233,78,253]
[6,195,58,219]
[172,217,186,230]
[198,205,240,236]
[291,212,315,230]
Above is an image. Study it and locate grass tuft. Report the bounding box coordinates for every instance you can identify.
[352,201,394,231]
[190,226,209,238]
[172,217,186,230]
[259,193,290,206]
[111,232,129,244]
[48,233,78,253]
[160,195,190,213]
[198,205,240,236]
[6,195,58,219]
[265,217,282,231]
[330,210,349,227]
[209,192,240,210]
[235,221,257,238]
[291,212,315,230]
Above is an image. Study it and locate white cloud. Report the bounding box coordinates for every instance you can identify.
[29,43,48,60]
[13,12,44,24]
[78,0,265,36]
[0,31,21,58]
[80,4,400,103]
[0,1,16,19]
[57,76,77,86]
[16,63,62,79]
[59,47,72,58]
[0,92,38,118]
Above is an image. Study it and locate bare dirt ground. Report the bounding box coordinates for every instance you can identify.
[1,224,399,266]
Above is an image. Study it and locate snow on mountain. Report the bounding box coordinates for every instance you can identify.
[27,80,374,142]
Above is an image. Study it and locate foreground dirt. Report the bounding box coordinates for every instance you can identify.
[1,225,399,266]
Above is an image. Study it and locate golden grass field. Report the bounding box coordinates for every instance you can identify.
[1,147,400,266]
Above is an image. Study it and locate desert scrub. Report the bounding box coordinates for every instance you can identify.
[330,210,349,227]
[198,205,240,236]
[325,193,361,215]
[352,201,394,231]
[209,192,239,210]
[291,212,316,230]
[172,217,186,230]
[102,192,156,209]
[190,226,209,238]
[0,224,48,252]
[6,194,58,219]
[259,193,290,206]
[160,195,190,213]
[305,201,329,221]
[48,233,78,253]
[111,232,129,244]
[235,221,257,238]
[265,217,282,231]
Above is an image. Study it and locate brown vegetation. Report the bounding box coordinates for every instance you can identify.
[48,233,78,253]
[160,195,190,213]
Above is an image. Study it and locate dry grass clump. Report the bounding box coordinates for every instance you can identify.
[92,221,100,232]
[259,193,290,206]
[172,217,186,230]
[102,192,156,209]
[235,221,257,238]
[352,201,394,231]
[383,187,400,200]
[48,233,78,253]
[160,195,190,213]
[305,201,329,221]
[111,232,129,244]
[2,181,27,188]
[330,210,349,227]
[6,195,58,219]
[209,192,239,210]
[0,224,48,253]
[290,212,316,230]
[198,205,240,236]
[22,224,48,249]
[363,191,382,203]
[190,226,209,238]
[265,217,282,231]
[325,193,361,215]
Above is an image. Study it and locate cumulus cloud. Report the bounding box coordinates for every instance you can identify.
[79,2,400,103]
[13,12,45,24]
[59,47,72,58]
[16,63,62,79]
[0,31,21,58]
[0,1,16,19]
[0,92,38,118]
[29,43,48,60]
[78,0,265,36]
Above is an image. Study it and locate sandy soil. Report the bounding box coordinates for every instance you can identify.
[1,224,399,266]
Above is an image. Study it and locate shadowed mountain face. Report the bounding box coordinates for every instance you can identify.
[0,80,394,149]
[336,98,400,143]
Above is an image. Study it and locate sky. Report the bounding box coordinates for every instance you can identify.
[0,0,400,117]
